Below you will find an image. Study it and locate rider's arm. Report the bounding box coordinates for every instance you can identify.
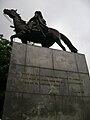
[37,17,46,26]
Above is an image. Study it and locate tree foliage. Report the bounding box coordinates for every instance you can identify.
[0,35,11,118]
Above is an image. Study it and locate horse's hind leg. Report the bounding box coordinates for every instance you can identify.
[56,38,66,51]
[60,33,78,53]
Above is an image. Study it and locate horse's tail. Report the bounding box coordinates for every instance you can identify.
[60,33,78,53]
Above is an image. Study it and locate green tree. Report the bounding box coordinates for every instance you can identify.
[0,34,11,118]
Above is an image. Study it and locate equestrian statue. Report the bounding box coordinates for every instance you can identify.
[3,9,78,53]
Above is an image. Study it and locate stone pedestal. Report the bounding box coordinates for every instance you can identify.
[2,42,90,120]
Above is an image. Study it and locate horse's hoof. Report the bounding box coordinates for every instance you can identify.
[10,41,13,46]
[71,49,78,53]
[63,48,66,51]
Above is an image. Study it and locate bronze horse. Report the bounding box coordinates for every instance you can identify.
[3,9,78,53]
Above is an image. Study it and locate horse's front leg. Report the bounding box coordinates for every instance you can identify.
[10,31,25,46]
[10,34,17,46]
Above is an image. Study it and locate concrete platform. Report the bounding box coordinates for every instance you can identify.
[2,42,90,120]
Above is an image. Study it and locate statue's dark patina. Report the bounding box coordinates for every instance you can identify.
[3,9,78,53]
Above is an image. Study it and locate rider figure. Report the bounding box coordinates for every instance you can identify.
[27,11,48,37]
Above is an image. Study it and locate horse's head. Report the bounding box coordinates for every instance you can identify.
[3,9,18,19]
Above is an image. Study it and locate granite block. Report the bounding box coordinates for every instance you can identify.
[22,93,57,120]
[2,92,22,120]
[6,64,40,93]
[6,64,25,92]
[75,54,89,73]
[80,73,90,96]
[53,50,77,72]
[68,83,82,96]
[21,66,40,93]
[26,45,53,68]
[59,96,83,120]
[11,42,26,65]
[40,68,59,94]
[83,97,90,120]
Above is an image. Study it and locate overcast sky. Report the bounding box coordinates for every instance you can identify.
[0,0,90,72]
